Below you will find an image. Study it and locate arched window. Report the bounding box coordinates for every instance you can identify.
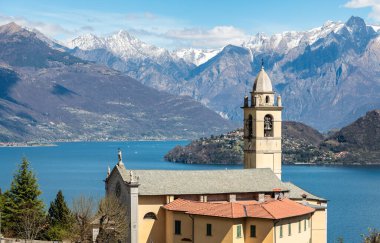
[245,115,253,138]
[143,212,158,220]
[266,96,270,103]
[264,114,273,137]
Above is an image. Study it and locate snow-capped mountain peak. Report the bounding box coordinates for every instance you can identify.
[171,48,221,66]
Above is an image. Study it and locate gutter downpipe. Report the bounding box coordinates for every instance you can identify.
[311,213,314,243]
[189,214,195,243]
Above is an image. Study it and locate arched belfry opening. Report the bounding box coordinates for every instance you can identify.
[266,95,270,103]
[264,114,273,137]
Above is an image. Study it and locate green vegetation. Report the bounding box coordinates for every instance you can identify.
[362,228,380,243]
[1,158,46,239]
[45,190,74,240]
[0,158,128,242]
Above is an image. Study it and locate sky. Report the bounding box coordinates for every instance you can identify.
[0,0,379,49]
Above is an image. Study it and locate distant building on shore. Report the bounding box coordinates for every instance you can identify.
[104,65,327,243]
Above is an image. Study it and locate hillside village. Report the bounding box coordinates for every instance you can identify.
[166,111,380,165]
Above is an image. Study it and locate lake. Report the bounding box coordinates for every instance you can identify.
[1,141,379,242]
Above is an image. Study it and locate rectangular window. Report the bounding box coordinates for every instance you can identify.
[299,221,301,233]
[280,225,283,238]
[206,224,212,236]
[175,220,181,235]
[288,223,292,236]
[237,225,242,238]
[304,219,307,231]
[250,225,256,238]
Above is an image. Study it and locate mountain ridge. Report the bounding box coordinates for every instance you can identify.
[65,16,380,131]
[0,23,234,142]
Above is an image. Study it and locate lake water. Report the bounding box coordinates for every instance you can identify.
[1,141,379,242]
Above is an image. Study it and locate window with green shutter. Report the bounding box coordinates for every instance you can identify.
[299,221,301,233]
[304,219,307,231]
[250,225,256,237]
[280,225,283,238]
[175,220,181,235]
[288,223,291,236]
[237,225,242,238]
[206,224,212,236]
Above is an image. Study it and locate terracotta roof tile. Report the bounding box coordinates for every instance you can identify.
[164,198,315,220]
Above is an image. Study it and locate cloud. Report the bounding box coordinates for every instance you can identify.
[164,26,248,49]
[344,0,380,21]
[0,11,249,49]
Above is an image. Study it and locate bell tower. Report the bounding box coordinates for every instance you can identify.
[242,64,283,179]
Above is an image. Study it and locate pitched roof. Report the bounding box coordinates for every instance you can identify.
[253,67,273,93]
[164,198,315,219]
[115,165,289,195]
[246,198,315,219]
[284,182,326,201]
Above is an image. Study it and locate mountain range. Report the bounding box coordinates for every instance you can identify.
[67,16,380,131]
[0,23,233,142]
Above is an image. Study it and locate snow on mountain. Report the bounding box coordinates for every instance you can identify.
[371,25,380,32]
[242,20,344,54]
[172,48,221,66]
[67,30,170,63]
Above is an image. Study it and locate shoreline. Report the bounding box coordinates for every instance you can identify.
[169,161,380,167]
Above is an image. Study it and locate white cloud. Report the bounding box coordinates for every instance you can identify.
[0,11,249,49]
[0,14,72,37]
[164,26,248,49]
[344,0,380,21]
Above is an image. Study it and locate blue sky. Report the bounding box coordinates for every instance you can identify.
[0,0,378,49]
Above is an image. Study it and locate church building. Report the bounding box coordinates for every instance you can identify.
[104,65,328,243]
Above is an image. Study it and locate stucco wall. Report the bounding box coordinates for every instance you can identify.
[274,215,312,243]
[138,195,167,243]
[165,211,193,243]
[245,218,274,243]
[311,209,327,243]
[193,216,237,243]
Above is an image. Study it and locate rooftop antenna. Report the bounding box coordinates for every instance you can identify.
[261,58,264,70]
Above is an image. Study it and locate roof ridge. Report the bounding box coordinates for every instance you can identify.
[260,202,277,219]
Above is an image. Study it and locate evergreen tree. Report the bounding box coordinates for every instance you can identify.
[48,190,71,227]
[46,190,73,240]
[2,158,46,239]
[0,188,4,237]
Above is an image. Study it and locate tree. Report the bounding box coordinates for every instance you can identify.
[362,228,380,243]
[45,190,73,240]
[71,195,95,242]
[2,158,46,239]
[95,195,128,243]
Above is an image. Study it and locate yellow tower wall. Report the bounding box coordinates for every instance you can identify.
[243,107,282,179]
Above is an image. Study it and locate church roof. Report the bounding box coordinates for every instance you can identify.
[253,67,273,93]
[115,165,288,195]
[285,182,327,201]
[164,198,315,219]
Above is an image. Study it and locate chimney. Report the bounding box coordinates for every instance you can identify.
[273,188,282,200]
[301,193,308,205]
